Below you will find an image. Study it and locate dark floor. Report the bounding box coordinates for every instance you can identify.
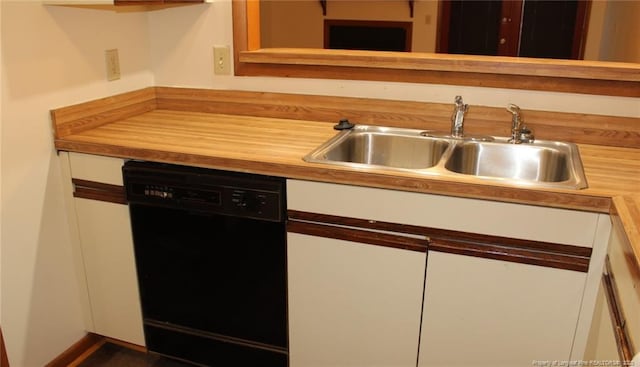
[78,342,194,367]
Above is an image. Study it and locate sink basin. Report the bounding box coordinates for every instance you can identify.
[304,126,450,170]
[304,125,588,190]
[444,139,587,188]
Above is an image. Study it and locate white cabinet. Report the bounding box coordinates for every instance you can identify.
[419,251,586,367]
[584,215,640,363]
[287,232,426,367]
[584,281,619,362]
[60,152,144,345]
[73,198,144,345]
[287,179,610,367]
[607,220,640,352]
[287,179,600,246]
[287,179,429,367]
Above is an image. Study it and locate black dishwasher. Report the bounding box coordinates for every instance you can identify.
[123,161,287,367]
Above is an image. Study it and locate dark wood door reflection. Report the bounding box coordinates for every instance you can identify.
[439,0,589,59]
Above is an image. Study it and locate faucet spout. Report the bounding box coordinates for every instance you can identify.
[451,95,469,138]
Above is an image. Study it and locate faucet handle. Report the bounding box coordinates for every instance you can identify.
[454,96,469,109]
[506,103,521,120]
[516,127,535,144]
[506,103,520,114]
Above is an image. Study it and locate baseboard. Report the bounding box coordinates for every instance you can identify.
[104,337,147,354]
[1,327,9,367]
[45,333,104,367]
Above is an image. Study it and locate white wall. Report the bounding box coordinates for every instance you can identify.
[0,2,153,366]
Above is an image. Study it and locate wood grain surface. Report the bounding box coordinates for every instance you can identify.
[50,87,640,269]
[238,48,640,82]
[237,50,640,98]
[153,87,640,149]
[53,109,639,212]
[51,87,157,139]
[612,195,640,273]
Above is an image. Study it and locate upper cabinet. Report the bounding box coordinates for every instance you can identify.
[43,0,210,6]
[114,0,205,3]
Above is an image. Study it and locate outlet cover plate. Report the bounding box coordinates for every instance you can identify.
[105,49,121,81]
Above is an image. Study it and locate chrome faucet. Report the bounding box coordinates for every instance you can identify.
[507,104,534,144]
[450,95,469,138]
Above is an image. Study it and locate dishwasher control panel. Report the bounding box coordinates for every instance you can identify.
[225,187,281,220]
[123,161,285,222]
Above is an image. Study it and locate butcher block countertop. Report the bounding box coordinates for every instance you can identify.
[51,87,640,267]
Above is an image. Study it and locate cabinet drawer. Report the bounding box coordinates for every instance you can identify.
[68,152,126,186]
[287,179,600,247]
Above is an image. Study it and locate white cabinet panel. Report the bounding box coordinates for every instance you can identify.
[419,251,586,367]
[287,180,599,247]
[75,198,144,345]
[607,220,640,354]
[584,282,619,362]
[61,151,144,345]
[288,232,426,367]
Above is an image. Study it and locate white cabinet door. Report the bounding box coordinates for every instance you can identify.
[61,152,144,345]
[584,281,619,362]
[607,221,640,351]
[287,232,426,367]
[74,198,144,345]
[419,251,587,367]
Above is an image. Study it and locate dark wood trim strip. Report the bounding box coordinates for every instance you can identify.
[72,178,126,205]
[603,257,636,363]
[104,337,147,354]
[287,220,428,253]
[45,332,104,367]
[288,210,591,272]
[289,210,432,238]
[1,327,9,367]
[289,210,592,257]
[429,238,590,272]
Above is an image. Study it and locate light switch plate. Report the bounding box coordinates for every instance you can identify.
[213,46,231,75]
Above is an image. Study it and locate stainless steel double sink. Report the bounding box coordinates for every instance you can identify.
[303,125,588,190]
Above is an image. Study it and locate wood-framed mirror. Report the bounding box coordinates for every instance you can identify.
[232,0,639,97]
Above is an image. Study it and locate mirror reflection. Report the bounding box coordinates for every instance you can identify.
[259,0,640,63]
